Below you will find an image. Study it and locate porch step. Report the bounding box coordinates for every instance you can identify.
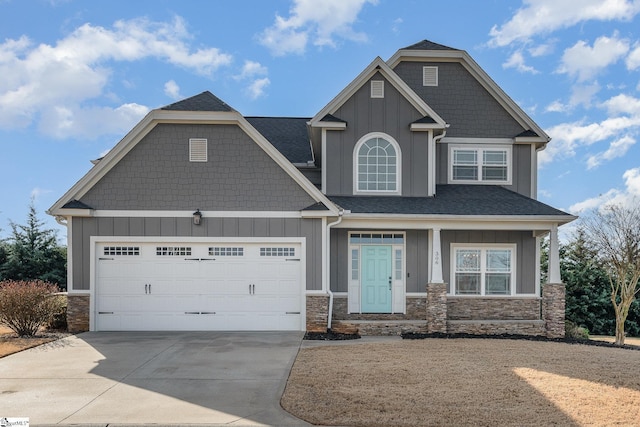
[447,319,545,336]
[347,320,428,336]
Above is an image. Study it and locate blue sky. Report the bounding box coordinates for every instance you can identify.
[1,0,639,241]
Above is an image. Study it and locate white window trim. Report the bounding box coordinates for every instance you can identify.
[448,144,512,185]
[348,231,406,314]
[353,132,402,195]
[449,243,517,296]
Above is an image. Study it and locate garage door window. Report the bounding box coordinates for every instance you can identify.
[104,246,140,256]
[156,246,192,256]
[210,247,244,256]
[260,247,295,257]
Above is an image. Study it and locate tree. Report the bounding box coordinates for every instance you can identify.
[1,201,67,287]
[581,202,640,345]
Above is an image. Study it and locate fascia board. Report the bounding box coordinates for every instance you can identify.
[410,123,443,131]
[338,213,577,227]
[310,57,446,127]
[237,117,340,215]
[387,50,550,143]
[312,121,347,129]
[55,208,93,217]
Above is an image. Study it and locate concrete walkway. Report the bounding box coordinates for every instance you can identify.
[0,332,308,426]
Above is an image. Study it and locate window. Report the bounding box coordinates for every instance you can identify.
[260,247,295,257]
[209,247,244,256]
[423,66,438,86]
[104,246,139,256]
[452,245,515,295]
[371,80,384,98]
[354,133,401,193]
[450,146,510,184]
[189,138,207,162]
[351,249,359,280]
[349,233,404,244]
[156,246,192,256]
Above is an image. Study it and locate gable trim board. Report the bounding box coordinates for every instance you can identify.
[48,110,339,217]
[387,49,549,145]
[309,57,447,129]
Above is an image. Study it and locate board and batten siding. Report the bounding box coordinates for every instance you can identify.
[441,230,537,294]
[324,72,430,197]
[393,61,525,138]
[71,216,323,292]
[80,123,316,211]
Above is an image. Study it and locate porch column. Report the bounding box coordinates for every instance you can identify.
[544,223,565,338]
[431,228,444,284]
[427,228,447,333]
[548,224,561,284]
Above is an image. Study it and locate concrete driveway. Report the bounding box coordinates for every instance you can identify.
[0,331,309,426]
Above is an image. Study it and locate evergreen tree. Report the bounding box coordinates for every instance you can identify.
[1,201,67,287]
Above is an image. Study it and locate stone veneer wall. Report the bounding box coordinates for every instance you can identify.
[332,296,427,320]
[543,283,566,338]
[447,320,545,336]
[447,297,541,321]
[67,294,90,333]
[426,283,447,333]
[306,295,329,332]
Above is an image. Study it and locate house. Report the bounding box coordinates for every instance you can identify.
[48,40,575,337]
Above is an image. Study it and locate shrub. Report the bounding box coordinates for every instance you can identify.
[47,293,68,331]
[0,280,63,337]
[565,320,590,341]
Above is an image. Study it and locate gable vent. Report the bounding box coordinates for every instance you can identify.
[423,66,438,86]
[371,80,384,98]
[189,138,208,162]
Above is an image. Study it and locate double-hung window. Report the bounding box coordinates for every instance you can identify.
[452,245,515,295]
[450,146,511,184]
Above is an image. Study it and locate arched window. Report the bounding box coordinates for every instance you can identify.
[354,133,401,194]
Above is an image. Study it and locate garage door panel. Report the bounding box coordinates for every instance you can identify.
[96,241,303,331]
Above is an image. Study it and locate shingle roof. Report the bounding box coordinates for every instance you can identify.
[161,91,233,112]
[329,185,573,217]
[62,200,93,209]
[515,129,540,138]
[402,40,458,51]
[320,114,347,123]
[303,202,330,211]
[245,117,313,164]
[413,116,437,124]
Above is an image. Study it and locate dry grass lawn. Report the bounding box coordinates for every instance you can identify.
[282,339,640,427]
[0,325,67,358]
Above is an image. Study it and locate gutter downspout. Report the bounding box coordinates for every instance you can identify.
[326,209,344,330]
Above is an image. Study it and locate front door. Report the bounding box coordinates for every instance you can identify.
[361,245,392,313]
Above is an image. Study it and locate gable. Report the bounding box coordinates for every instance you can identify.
[79,123,317,211]
[393,61,525,138]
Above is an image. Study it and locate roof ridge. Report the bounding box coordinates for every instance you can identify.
[401,39,458,51]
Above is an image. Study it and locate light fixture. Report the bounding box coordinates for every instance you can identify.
[193,209,202,225]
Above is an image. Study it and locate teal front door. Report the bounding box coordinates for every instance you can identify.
[361,245,392,313]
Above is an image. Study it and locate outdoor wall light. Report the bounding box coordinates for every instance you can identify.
[193,209,202,225]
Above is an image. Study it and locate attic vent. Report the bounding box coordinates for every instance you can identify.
[423,66,438,86]
[189,138,208,162]
[371,80,384,98]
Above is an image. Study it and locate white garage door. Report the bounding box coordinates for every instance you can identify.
[95,241,303,331]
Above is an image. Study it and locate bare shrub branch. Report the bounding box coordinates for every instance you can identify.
[0,280,63,337]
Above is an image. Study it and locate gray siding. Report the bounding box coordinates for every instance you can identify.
[71,216,323,291]
[81,124,316,211]
[330,229,429,293]
[441,230,537,294]
[393,62,525,138]
[325,72,430,196]
[436,143,533,197]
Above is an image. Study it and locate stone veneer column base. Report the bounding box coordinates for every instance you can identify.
[426,283,448,334]
[543,283,566,339]
[306,295,329,333]
[67,294,90,333]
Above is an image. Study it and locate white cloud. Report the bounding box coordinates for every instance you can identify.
[164,80,181,100]
[545,100,568,113]
[569,167,640,214]
[246,77,271,100]
[0,16,232,139]
[603,93,640,115]
[235,60,268,80]
[502,50,539,74]
[30,187,52,201]
[556,33,629,82]
[392,18,403,33]
[627,43,640,70]
[258,0,376,56]
[528,41,555,57]
[586,134,636,169]
[568,82,601,108]
[489,0,640,47]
